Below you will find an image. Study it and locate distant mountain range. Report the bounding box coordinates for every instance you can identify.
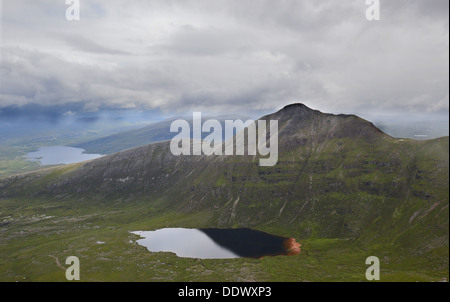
[1,103,448,280]
[70,114,252,155]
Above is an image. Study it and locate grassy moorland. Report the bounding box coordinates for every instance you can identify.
[0,194,446,282]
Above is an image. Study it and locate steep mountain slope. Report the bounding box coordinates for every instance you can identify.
[0,103,448,280]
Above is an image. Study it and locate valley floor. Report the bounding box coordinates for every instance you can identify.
[0,198,447,282]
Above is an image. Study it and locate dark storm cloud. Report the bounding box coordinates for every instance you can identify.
[0,0,448,116]
[0,102,85,122]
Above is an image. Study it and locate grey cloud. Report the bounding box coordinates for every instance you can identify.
[0,0,448,117]
[58,34,131,55]
[383,0,449,20]
[157,25,258,56]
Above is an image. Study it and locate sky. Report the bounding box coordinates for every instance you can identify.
[0,0,449,121]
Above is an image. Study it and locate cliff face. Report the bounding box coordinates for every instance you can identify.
[0,104,448,261]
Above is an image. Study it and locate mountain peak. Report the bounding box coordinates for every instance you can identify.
[281,103,314,111]
[262,102,319,122]
[260,102,388,144]
[277,103,317,115]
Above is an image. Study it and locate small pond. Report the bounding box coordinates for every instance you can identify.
[131,228,301,259]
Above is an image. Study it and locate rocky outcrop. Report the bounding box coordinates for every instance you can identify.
[284,238,301,256]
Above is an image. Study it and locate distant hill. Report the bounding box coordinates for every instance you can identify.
[71,114,252,154]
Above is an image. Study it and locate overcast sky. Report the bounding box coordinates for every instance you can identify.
[0,0,448,119]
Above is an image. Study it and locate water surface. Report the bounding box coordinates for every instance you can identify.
[132,228,239,259]
[26,146,103,165]
[132,228,300,259]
